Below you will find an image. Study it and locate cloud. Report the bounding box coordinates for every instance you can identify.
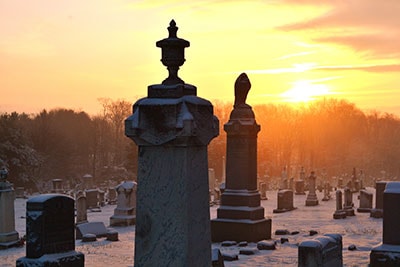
[276,0,400,58]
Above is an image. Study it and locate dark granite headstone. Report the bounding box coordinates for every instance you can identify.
[16,194,84,266]
[370,182,400,266]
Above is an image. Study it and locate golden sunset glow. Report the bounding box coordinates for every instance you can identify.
[0,1,399,115]
[281,80,330,103]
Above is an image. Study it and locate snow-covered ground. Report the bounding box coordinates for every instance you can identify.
[1,188,383,266]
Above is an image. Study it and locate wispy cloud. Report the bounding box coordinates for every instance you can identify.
[244,63,400,75]
[276,0,400,58]
[277,51,315,60]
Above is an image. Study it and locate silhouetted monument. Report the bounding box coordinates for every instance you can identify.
[125,20,219,266]
[211,73,271,242]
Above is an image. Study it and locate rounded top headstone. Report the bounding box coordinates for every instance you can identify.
[384,182,400,194]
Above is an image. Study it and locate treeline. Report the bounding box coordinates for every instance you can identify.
[0,98,137,189]
[1,97,400,189]
[209,98,400,185]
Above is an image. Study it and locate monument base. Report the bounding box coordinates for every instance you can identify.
[370,244,400,267]
[305,198,319,206]
[273,207,297,213]
[333,210,347,219]
[370,208,383,218]
[16,251,84,267]
[211,218,271,242]
[0,230,19,247]
[110,215,136,226]
[344,208,355,216]
[357,207,371,213]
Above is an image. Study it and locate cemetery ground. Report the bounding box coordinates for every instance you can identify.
[1,189,381,266]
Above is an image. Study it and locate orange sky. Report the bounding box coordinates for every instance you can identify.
[1,0,400,116]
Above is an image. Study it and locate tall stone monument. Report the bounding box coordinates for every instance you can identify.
[211,73,272,242]
[0,167,19,248]
[125,20,219,267]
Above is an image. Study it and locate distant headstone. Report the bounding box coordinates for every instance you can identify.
[322,182,331,201]
[109,181,136,226]
[107,187,117,204]
[85,189,99,210]
[76,195,88,224]
[15,187,25,198]
[298,234,342,267]
[51,179,63,193]
[0,169,19,249]
[76,221,111,239]
[259,182,268,200]
[357,189,373,213]
[343,187,355,216]
[16,194,84,266]
[370,181,386,218]
[273,189,296,213]
[98,189,105,206]
[333,190,346,219]
[305,171,319,206]
[295,180,306,195]
[370,182,400,266]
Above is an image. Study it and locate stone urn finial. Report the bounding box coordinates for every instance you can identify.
[234,73,251,108]
[156,20,190,85]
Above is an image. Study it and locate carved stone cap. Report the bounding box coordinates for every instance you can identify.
[125,95,219,146]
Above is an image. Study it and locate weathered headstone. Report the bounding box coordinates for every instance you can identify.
[295,180,306,195]
[76,221,111,239]
[280,166,288,190]
[305,171,319,206]
[82,174,93,189]
[76,195,88,224]
[273,189,296,213]
[125,20,219,267]
[322,182,331,201]
[16,194,84,266]
[333,190,346,219]
[357,189,373,213]
[110,181,137,226]
[211,73,271,242]
[370,181,387,218]
[343,187,355,216]
[51,178,63,193]
[298,234,343,267]
[259,182,268,200]
[15,187,25,198]
[107,187,117,204]
[370,182,400,266]
[85,189,99,210]
[0,167,19,248]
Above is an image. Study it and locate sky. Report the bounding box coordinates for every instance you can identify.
[1,0,399,116]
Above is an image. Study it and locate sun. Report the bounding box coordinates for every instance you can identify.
[280,80,330,103]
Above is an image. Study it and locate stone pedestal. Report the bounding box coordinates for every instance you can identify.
[211,73,271,243]
[371,181,387,218]
[305,172,319,206]
[0,181,19,248]
[370,182,400,266]
[110,181,137,226]
[125,20,219,267]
